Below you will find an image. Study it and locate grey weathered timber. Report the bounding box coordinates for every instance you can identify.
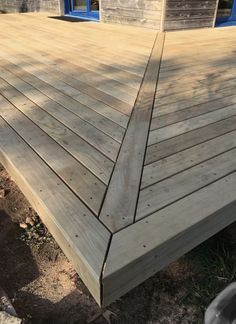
[1,14,236,309]
[102,175,236,306]
[0,0,222,31]
[164,0,218,30]
[142,131,236,189]
[0,117,111,304]
[101,0,164,29]
[99,32,165,233]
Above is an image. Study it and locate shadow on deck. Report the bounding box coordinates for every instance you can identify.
[0,13,236,307]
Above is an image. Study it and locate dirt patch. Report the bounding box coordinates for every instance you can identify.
[0,163,235,323]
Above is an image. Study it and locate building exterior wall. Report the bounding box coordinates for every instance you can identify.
[164,0,218,30]
[39,0,61,13]
[0,0,219,30]
[0,0,60,14]
[100,0,164,29]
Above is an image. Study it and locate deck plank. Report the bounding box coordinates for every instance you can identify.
[151,93,236,130]
[149,104,236,146]
[137,148,236,220]
[99,33,165,233]
[0,78,113,184]
[0,95,106,214]
[103,174,236,305]
[1,13,236,308]
[146,116,236,165]
[0,67,120,161]
[0,57,126,143]
[0,116,111,304]
[142,130,236,189]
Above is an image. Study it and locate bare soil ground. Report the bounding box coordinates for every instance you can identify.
[1,163,236,324]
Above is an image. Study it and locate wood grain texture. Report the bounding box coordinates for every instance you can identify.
[164,0,218,30]
[103,174,236,305]
[99,32,165,233]
[149,104,236,146]
[0,66,120,161]
[101,0,163,29]
[0,95,106,215]
[0,13,157,306]
[0,57,126,143]
[142,130,236,189]
[1,14,236,308]
[0,77,114,184]
[137,148,236,220]
[0,117,111,305]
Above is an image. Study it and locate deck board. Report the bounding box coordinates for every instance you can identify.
[99,33,165,232]
[0,14,236,307]
[0,58,126,143]
[0,116,111,304]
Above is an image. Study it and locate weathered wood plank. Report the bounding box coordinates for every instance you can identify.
[0,19,152,79]
[0,95,106,215]
[138,148,236,220]
[0,117,111,305]
[102,174,236,306]
[0,78,113,184]
[0,57,126,143]
[0,67,120,161]
[151,93,236,130]
[164,0,217,31]
[146,114,236,166]
[149,104,236,146]
[142,130,236,188]
[99,33,165,233]
[153,89,236,118]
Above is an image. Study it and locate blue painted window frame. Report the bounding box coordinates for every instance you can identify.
[64,0,99,21]
[216,0,236,26]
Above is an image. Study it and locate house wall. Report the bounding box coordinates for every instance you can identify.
[39,0,61,13]
[164,0,218,30]
[0,0,60,14]
[100,0,164,29]
[0,0,220,30]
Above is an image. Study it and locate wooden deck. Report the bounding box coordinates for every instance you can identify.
[0,14,236,306]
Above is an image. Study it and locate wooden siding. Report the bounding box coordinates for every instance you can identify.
[164,0,218,30]
[101,0,163,29]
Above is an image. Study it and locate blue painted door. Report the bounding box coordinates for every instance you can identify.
[65,0,99,21]
[216,0,236,26]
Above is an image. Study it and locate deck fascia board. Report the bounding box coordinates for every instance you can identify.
[0,117,111,305]
[102,174,236,306]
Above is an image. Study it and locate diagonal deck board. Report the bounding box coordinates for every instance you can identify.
[0,57,126,143]
[1,14,236,307]
[0,77,114,183]
[145,116,236,165]
[0,95,106,214]
[0,117,111,304]
[149,105,236,145]
[142,131,236,189]
[0,67,121,160]
[99,32,165,233]
[137,148,236,220]
[103,174,236,305]
[102,26,236,305]
[150,93,236,130]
